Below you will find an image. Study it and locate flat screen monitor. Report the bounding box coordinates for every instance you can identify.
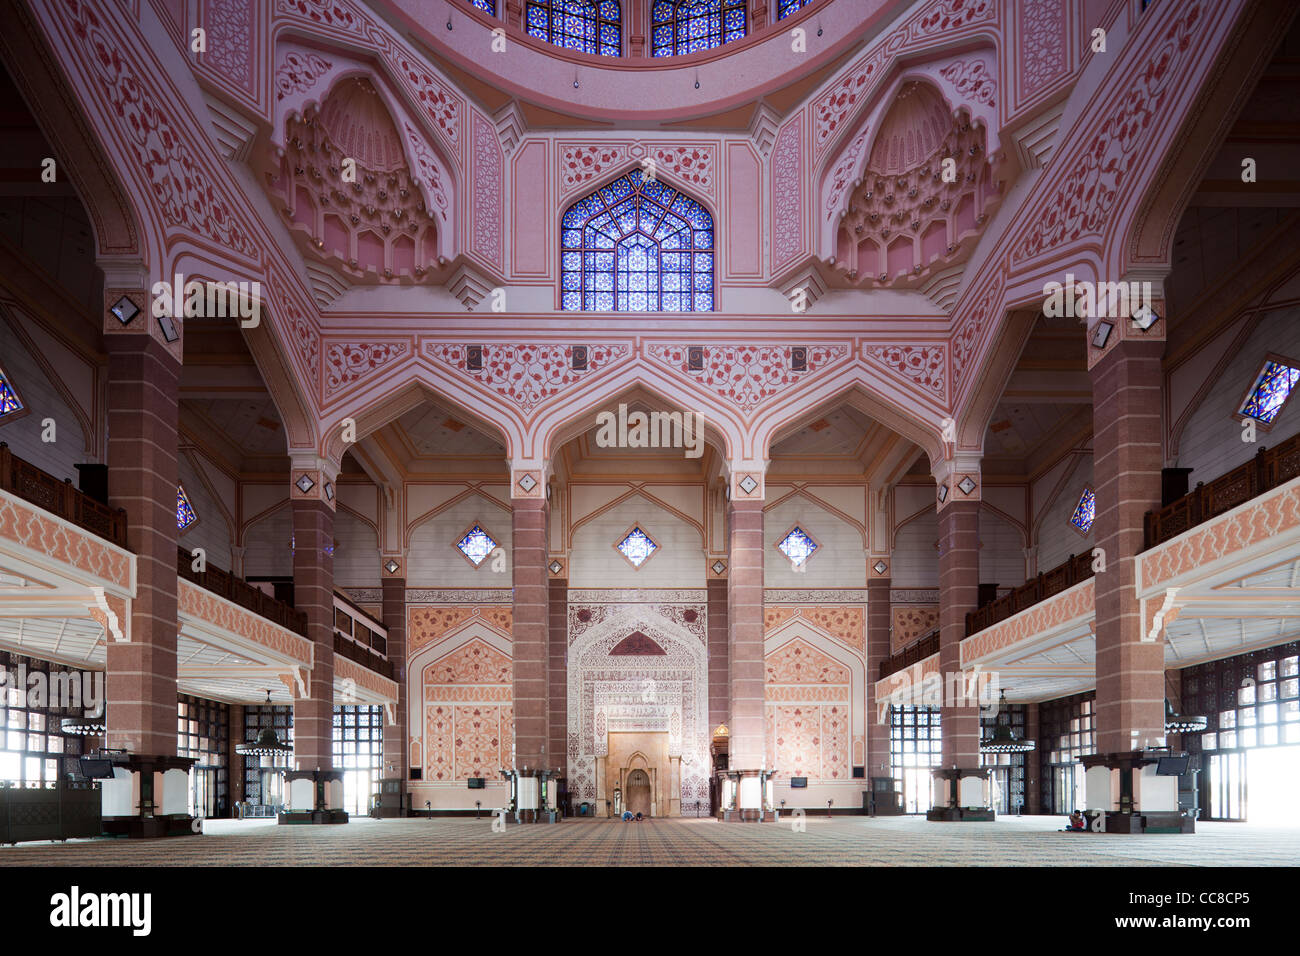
[1155,755,1190,776]
[789,776,808,789]
[466,777,486,789]
[78,757,115,780]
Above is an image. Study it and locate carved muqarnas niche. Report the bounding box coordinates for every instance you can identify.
[267,78,443,282]
[835,81,999,286]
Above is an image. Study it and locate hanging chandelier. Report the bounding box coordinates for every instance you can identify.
[60,717,106,736]
[980,690,1036,754]
[1164,699,1208,734]
[236,691,294,757]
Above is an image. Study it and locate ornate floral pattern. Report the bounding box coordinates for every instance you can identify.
[891,604,939,653]
[938,58,997,106]
[323,342,409,399]
[274,49,332,101]
[560,143,629,196]
[864,345,947,397]
[472,114,503,270]
[647,344,849,412]
[424,343,631,413]
[771,118,803,270]
[1019,0,1066,98]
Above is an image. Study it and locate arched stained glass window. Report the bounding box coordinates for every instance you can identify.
[561,170,715,312]
[777,0,814,18]
[177,485,198,532]
[652,0,746,56]
[527,1,622,57]
[465,0,496,14]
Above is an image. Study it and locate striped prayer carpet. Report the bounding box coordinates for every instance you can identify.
[1,815,1296,867]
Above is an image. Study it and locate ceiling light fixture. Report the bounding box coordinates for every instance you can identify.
[980,691,1036,753]
[236,691,294,757]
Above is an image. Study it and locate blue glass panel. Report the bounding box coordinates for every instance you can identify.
[468,0,497,14]
[176,486,197,531]
[0,370,22,415]
[456,525,498,566]
[562,291,581,309]
[1241,361,1300,424]
[1069,490,1096,534]
[652,0,673,19]
[777,526,818,566]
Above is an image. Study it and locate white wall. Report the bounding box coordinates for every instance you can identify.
[407,492,514,587]
[762,494,866,587]
[892,510,938,587]
[1037,460,1094,572]
[334,506,380,588]
[1177,306,1300,480]
[0,317,87,482]
[979,507,1025,589]
[569,493,703,588]
[243,506,294,578]
[177,454,233,569]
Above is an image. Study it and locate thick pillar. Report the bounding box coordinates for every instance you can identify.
[381,568,407,784]
[228,703,245,812]
[548,574,567,775]
[104,297,181,758]
[1025,702,1042,815]
[706,576,729,736]
[866,572,892,777]
[937,498,981,770]
[1090,338,1165,754]
[290,466,337,773]
[726,494,765,771]
[511,491,549,772]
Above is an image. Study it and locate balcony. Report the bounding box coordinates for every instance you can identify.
[1144,433,1300,549]
[879,630,939,681]
[177,547,308,637]
[965,552,1095,637]
[0,443,126,548]
[333,592,392,680]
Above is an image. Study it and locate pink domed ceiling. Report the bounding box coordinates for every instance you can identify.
[266,78,441,283]
[833,81,1002,287]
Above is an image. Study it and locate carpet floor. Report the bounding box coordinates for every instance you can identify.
[1,815,1297,866]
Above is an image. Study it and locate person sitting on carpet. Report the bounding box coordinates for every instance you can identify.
[622,810,634,821]
[1066,810,1087,831]
[635,812,644,821]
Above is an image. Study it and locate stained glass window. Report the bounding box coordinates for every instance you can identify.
[466,0,496,13]
[527,1,621,57]
[777,526,818,566]
[616,526,658,567]
[0,366,22,416]
[176,485,198,531]
[1240,359,1300,425]
[652,0,746,56]
[777,0,813,18]
[1069,489,1095,535]
[456,524,498,566]
[561,169,715,311]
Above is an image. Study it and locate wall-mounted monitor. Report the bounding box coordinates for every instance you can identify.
[1155,755,1190,776]
[467,777,486,789]
[789,777,808,789]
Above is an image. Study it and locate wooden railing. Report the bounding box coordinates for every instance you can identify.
[333,633,395,680]
[879,630,939,681]
[177,547,308,637]
[1144,433,1300,549]
[965,552,1095,637]
[0,443,127,548]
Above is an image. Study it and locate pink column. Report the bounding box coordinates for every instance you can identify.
[291,487,335,771]
[707,577,730,736]
[726,499,765,769]
[511,496,549,769]
[1091,338,1165,753]
[381,569,407,781]
[105,324,180,757]
[866,574,891,777]
[937,499,980,770]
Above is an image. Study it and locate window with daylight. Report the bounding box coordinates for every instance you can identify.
[456,523,498,567]
[243,704,292,808]
[615,525,658,568]
[890,706,942,813]
[334,705,384,816]
[562,170,715,311]
[0,365,23,418]
[776,526,819,566]
[1039,692,1095,814]
[176,485,198,532]
[0,650,93,788]
[1239,358,1300,425]
[177,695,228,818]
[652,0,746,56]
[1068,488,1095,535]
[777,0,814,18]
[527,1,622,57]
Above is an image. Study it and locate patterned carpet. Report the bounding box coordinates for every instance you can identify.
[2,815,1297,866]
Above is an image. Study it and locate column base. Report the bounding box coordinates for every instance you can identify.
[716,809,776,822]
[926,806,995,822]
[102,815,197,839]
[277,809,350,825]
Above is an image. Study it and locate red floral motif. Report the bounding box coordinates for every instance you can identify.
[951,277,1002,393]
[938,57,996,106]
[65,0,257,259]
[282,301,320,380]
[324,342,408,399]
[766,639,851,684]
[647,344,849,413]
[425,343,631,413]
[422,639,512,685]
[890,604,939,653]
[560,144,629,196]
[651,146,716,197]
[276,0,359,30]
[274,49,332,101]
[1012,2,1202,262]
[864,345,947,397]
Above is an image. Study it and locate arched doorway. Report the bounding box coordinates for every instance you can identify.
[626,769,652,817]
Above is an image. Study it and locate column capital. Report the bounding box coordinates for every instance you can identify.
[932,454,981,509]
[1085,286,1166,372]
[380,552,407,579]
[725,458,768,502]
[868,554,892,580]
[508,460,550,500]
[289,454,341,509]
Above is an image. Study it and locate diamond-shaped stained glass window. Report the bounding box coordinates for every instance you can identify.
[457,525,498,566]
[1240,360,1300,425]
[616,526,658,568]
[1069,489,1096,535]
[777,526,818,566]
[0,367,23,416]
[176,485,197,532]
